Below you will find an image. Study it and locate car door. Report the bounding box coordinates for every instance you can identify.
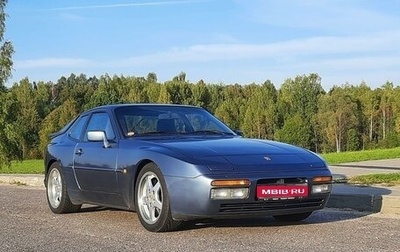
[73,112,119,193]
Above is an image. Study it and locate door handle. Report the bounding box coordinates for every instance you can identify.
[75,148,83,156]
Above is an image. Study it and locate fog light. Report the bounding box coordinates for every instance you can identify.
[312,184,332,194]
[211,188,249,200]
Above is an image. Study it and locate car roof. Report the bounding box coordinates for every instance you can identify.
[84,103,201,113]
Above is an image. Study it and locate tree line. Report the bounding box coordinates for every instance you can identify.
[0,0,399,167]
[0,72,399,166]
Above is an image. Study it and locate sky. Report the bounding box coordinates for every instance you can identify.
[5,0,400,90]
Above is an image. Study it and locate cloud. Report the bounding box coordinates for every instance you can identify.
[106,30,400,66]
[16,58,94,68]
[44,0,209,11]
[15,28,400,70]
[13,29,400,89]
[59,13,87,21]
[238,0,400,34]
[296,55,400,72]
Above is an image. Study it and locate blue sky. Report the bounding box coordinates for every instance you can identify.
[5,0,400,90]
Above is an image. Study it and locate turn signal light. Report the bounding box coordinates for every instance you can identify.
[312,176,332,183]
[211,179,251,187]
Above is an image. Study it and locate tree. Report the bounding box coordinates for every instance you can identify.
[0,0,16,167]
[0,0,13,89]
[378,82,396,141]
[352,82,379,147]
[86,74,126,108]
[172,71,186,82]
[38,99,79,156]
[242,81,278,139]
[158,84,171,103]
[317,86,358,152]
[34,81,53,120]
[11,78,41,158]
[126,76,149,103]
[0,91,22,167]
[276,113,311,148]
[163,80,193,104]
[214,84,246,130]
[144,82,161,103]
[147,72,157,83]
[394,86,400,137]
[207,84,224,112]
[190,81,210,108]
[215,100,240,129]
[278,74,324,151]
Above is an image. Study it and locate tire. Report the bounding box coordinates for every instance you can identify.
[273,211,313,222]
[135,163,182,232]
[46,162,81,214]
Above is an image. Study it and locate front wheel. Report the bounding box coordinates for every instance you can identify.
[46,162,81,214]
[135,163,182,232]
[273,211,313,222]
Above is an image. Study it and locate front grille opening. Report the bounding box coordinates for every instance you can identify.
[219,198,325,213]
[257,177,307,185]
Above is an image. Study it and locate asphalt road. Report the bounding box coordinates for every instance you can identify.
[1,185,400,252]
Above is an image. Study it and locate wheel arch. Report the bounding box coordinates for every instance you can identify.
[44,158,59,187]
[128,154,204,210]
[133,160,182,231]
[131,159,156,207]
[134,159,154,180]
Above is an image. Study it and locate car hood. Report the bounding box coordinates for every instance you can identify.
[150,137,327,172]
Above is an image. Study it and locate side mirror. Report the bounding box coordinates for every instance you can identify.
[87,131,111,148]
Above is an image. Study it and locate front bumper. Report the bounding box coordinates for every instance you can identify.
[166,170,331,221]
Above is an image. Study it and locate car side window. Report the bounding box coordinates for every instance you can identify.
[69,115,88,140]
[84,113,116,140]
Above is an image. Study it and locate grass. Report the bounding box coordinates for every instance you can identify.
[349,173,400,186]
[0,159,44,174]
[320,147,400,165]
[321,147,400,185]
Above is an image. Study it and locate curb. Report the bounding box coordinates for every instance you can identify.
[380,196,400,215]
[0,174,44,187]
[327,193,400,215]
[327,194,382,213]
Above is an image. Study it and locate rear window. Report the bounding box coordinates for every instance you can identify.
[68,115,88,140]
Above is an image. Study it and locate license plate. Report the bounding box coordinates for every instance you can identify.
[256,184,308,199]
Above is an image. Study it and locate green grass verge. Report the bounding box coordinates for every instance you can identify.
[322,147,400,185]
[0,159,44,174]
[349,173,400,186]
[320,147,400,165]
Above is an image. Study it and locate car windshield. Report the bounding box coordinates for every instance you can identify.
[115,105,235,137]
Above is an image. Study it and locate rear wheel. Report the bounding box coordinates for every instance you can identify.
[135,163,182,232]
[273,212,313,222]
[46,162,81,214]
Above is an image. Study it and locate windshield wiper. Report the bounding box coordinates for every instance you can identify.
[137,130,235,136]
[189,130,234,135]
[138,131,177,136]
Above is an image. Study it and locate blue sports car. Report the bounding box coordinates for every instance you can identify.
[44,104,332,232]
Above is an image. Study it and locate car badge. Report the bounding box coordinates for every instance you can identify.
[263,156,272,161]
